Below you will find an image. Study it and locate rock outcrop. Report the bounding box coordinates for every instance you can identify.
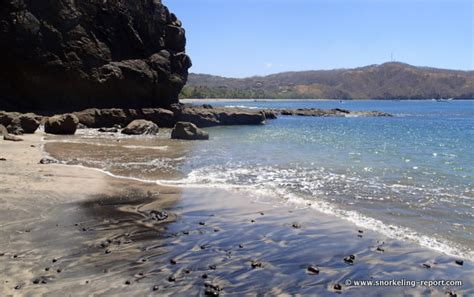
[74,108,176,128]
[44,114,79,134]
[172,105,267,127]
[121,120,158,135]
[278,108,392,117]
[171,122,209,140]
[0,0,191,111]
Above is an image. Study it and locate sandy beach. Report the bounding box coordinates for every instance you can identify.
[0,132,472,296]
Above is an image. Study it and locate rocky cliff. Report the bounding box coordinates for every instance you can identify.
[0,0,191,111]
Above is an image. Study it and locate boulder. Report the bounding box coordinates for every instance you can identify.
[0,111,20,127]
[7,113,40,134]
[44,114,79,135]
[141,108,176,128]
[74,108,133,128]
[0,124,23,141]
[121,120,159,135]
[0,0,191,111]
[171,122,209,140]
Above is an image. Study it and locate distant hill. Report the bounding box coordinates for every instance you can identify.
[180,62,474,99]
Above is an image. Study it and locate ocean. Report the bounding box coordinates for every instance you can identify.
[44,100,474,259]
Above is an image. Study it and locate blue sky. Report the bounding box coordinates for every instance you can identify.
[165,0,473,77]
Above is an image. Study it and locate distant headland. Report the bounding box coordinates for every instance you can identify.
[182,62,474,100]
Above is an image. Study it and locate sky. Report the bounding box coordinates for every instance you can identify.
[164,0,474,78]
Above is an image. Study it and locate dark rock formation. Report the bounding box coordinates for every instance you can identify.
[7,113,41,134]
[0,124,23,141]
[0,0,191,111]
[0,111,20,127]
[262,110,278,119]
[171,121,209,140]
[278,108,392,117]
[141,108,176,128]
[172,105,266,127]
[121,119,158,135]
[44,114,79,134]
[74,106,267,128]
[74,108,176,128]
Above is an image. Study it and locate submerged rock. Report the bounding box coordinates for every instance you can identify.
[121,120,159,135]
[0,0,191,110]
[45,114,79,135]
[278,108,392,117]
[171,122,209,140]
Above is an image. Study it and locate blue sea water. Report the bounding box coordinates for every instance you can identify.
[173,100,474,258]
[45,99,474,258]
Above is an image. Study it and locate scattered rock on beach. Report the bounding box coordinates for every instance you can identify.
[307,265,320,274]
[45,114,79,135]
[121,120,159,135]
[39,157,58,165]
[455,260,463,266]
[149,210,168,221]
[333,283,342,291]
[344,255,356,264]
[171,121,209,140]
[292,223,302,229]
[0,157,6,161]
[251,260,263,268]
[204,281,223,296]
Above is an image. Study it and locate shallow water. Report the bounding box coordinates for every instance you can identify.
[44,100,474,259]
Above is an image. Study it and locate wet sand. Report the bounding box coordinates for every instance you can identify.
[0,134,473,296]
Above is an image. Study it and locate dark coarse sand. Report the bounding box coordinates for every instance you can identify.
[0,134,473,296]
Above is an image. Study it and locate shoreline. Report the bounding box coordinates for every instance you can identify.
[1,133,473,295]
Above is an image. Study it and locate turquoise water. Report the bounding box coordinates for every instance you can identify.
[174,100,474,258]
[45,99,474,258]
